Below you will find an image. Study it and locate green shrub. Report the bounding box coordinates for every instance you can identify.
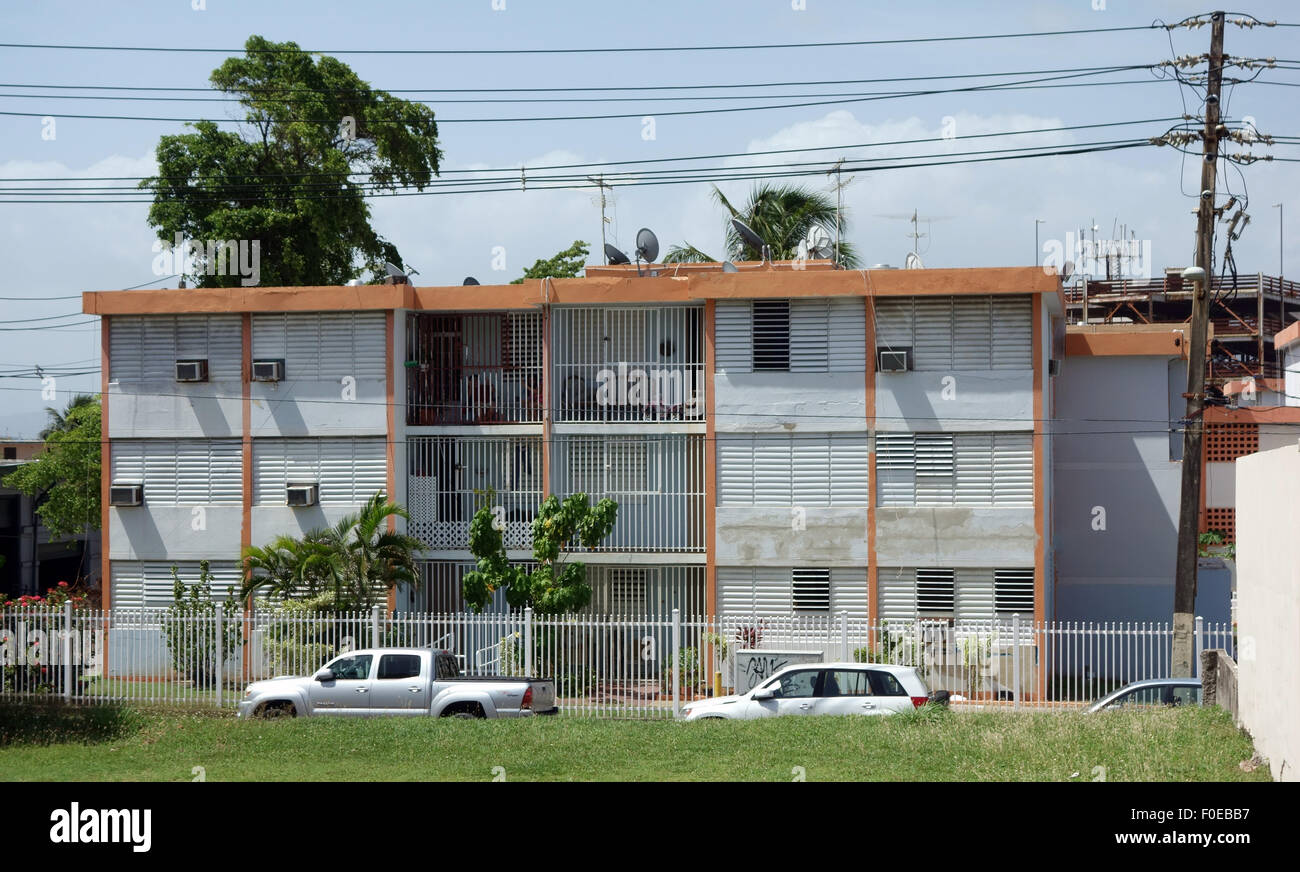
[161,561,241,688]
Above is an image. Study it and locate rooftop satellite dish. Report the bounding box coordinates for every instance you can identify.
[463,277,480,286]
[731,218,769,261]
[604,243,631,265]
[1062,260,1076,280]
[806,226,834,259]
[384,261,406,279]
[722,261,739,273]
[904,252,924,269]
[635,227,660,264]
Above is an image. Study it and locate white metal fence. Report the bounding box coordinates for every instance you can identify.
[0,606,1234,716]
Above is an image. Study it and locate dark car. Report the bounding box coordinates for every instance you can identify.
[1085,678,1202,713]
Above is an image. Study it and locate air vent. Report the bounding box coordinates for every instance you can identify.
[792,567,831,612]
[109,483,143,507]
[175,359,209,383]
[251,359,285,382]
[877,348,911,373]
[286,482,319,507]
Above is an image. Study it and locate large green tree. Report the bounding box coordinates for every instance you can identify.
[141,35,442,287]
[3,396,101,540]
[241,493,423,610]
[462,493,617,614]
[663,183,860,268]
[511,240,589,284]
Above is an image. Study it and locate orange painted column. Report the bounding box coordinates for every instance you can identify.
[241,314,253,680]
[864,293,877,624]
[703,300,717,617]
[541,304,552,499]
[1031,294,1047,699]
[386,310,397,614]
[99,319,111,607]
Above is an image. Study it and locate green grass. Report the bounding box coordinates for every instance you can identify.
[0,702,1267,782]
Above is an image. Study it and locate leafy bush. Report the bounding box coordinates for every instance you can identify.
[0,700,136,747]
[258,593,365,676]
[161,561,241,688]
[661,646,703,697]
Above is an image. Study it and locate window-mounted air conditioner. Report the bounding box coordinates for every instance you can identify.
[251,359,285,382]
[286,482,319,507]
[109,483,143,506]
[175,359,209,382]
[877,348,911,373]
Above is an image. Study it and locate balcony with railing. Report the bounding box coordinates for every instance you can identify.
[406,312,543,426]
[406,435,542,552]
[551,305,705,423]
[551,434,705,552]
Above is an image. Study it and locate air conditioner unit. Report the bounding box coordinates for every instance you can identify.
[175,359,209,382]
[286,482,319,507]
[109,483,143,506]
[877,348,911,373]
[251,359,285,382]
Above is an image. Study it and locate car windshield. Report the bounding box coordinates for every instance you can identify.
[326,654,373,680]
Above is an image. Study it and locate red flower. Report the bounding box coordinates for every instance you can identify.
[58,581,68,588]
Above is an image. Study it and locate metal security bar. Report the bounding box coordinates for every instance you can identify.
[406,312,543,425]
[406,436,543,551]
[551,434,705,551]
[1,608,1235,715]
[551,305,704,422]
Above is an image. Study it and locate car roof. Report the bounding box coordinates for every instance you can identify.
[776,662,916,673]
[1114,678,1200,688]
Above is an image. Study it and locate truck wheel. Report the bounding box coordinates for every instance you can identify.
[444,704,485,719]
[259,702,296,719]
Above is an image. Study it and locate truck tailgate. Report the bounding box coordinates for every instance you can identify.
[529,679,557,713]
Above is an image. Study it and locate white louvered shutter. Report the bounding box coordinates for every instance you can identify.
[991,297,1032,369]
[914,434,955,506]
[828,435,870,505]
[956,568,995,621]
[205,316,242,380]
[109,562,145,610]
[829,568,868,618]
[141,317,178,380]
[991,432,1034,506]
[715,301,752,373]
[913,298,954,371]
[878,567,917,622]
[717,567,755,614]
[789,299,829,372]
[827,298,867,372]
[752,566,793,613]
[953,297,993,369]
[790,436,829,505]
[109,317,144,382]
[955,433,994,506]
[252,313,288,361]
[876,434,916,506]
[751,437,790,505]
[873,299,912,351]
[717,436,754,505]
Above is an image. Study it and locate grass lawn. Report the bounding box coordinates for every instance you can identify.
[0,703,1267,782]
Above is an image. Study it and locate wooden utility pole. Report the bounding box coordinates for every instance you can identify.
[1172,10,1226,678]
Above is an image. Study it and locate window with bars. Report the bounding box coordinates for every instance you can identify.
[752,300,791,371]
[916,568,956,615]
[876,432,1032,507]
[717,433,870,506]
[994,569,1035,615]
[792,567,831,612]
[874,295,1032,371]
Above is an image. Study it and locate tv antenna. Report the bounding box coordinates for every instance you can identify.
[825,158,856,266]
[587,175,615,256]
[875,209,951,258]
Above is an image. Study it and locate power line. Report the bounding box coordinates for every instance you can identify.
[0,25,1170,56]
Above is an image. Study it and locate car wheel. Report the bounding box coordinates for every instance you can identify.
[260,702,296,719]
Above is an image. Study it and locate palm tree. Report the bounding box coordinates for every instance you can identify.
[39,393,98,440]
[663,183,860,268]
[242,493,423,610]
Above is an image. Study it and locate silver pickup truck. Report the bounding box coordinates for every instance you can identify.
[236,648,558,719]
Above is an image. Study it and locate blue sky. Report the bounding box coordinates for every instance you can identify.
[2,0,1297,435]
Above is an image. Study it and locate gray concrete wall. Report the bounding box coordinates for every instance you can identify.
[874,507,1035,567]
[251,506,368,544]
[713,372,866,433]
[109,506,242,560]
[108,382,241,439]
[715,507,868,564]
[250,378,387,437]
[874,370,1033,432]
[1051,354,1236,623]
[1235,444,1300,781]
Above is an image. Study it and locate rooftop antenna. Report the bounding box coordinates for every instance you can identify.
[876,209,950,261]
[731,217,770,263]
[825,157,856,267]
[587,175,615,257]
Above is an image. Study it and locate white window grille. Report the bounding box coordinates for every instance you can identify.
[406,312,543,425]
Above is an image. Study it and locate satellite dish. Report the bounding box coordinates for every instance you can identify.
[605,244,631,265]
[635,228,660,264]
[905,252,924,269]
[384,261,406,279]
[731,218,767,257]
[806,226,834,259]
[1062,260,1076,280]
[463,277,480,286]
[722,261,739,273]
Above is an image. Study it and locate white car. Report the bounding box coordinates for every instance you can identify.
[678,662,936,721]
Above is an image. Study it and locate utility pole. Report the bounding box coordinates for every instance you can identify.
[1172,9,1225,678]
[587,175,613,261]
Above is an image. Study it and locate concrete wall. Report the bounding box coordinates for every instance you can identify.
[1235,443,1300,781]
[109,506,242,560]
[250,378,387,437]
[250,506,368,544]
[1283,341,1300,407]
[1051,354,1235,623]
[713,372,866,433]
[715,507,868,564]
[874,370,1034,432]
[108,382,241,439]
[874,507,1035,567]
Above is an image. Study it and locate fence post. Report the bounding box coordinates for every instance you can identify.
[839,610,848,661]
[371,604,382,650]
[1012,613,1022,710]
[1194,616,1204,679]
[214,605,224,710]
[671,607,681,718]
[62,602,73,702]
[523,607,534,677]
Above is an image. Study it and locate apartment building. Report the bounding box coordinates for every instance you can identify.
[84,264,1061,623]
